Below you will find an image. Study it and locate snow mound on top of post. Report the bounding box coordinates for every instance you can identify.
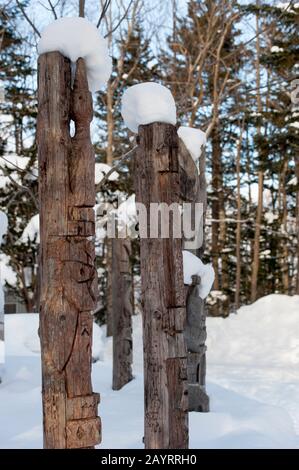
[121,82,177,133]
[37,17,112,92]
[178,126,206,162]
[183,250,214,299]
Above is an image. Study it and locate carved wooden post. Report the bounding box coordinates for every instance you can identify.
[134,123,188,449]
[179,140,209,412]
[112,237,133,390]
[184,278,209,412]
[38,52,101,449]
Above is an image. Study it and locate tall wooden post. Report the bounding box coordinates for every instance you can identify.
[106,238,114,337]
[112,238,133,390]
[179,140,209,412]
[134,123,188,449]
[38,52,101,449]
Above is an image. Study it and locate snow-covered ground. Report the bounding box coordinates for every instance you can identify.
[0,294,298,449]
[0,340,4,364]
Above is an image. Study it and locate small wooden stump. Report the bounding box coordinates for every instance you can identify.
[134,123,188,449]
[112,238,133,390]
[38,52,101,449]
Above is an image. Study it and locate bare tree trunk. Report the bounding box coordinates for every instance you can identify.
[211,126,221,292]
[296,154,299,294]
[235,120,245,309]
[106,237,113,337]
[104,81,114,337]
[251,171,263,303]
[38,52,101,449]
[112,238,133,390]
[296,197,299,294]
[79,0,85,17]
[251,6,263,303]
[281,161,289,293]
[106,82,114,166]
[134,123,188,449]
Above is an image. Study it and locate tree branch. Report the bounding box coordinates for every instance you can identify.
[104,0,134,38]
[16,0,41,37]
[97,0,112,28]
[95,146,137,192]
[5,173,39,211]
[47,0,58,19]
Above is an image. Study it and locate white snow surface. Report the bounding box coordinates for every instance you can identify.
[0,211,8,243]
[95,163,118,185]
[0,340,3,365]
[0,294,299,448]
[178,126,206,162]
[183,250,215,299]
[121,82,176,133]
[38,17,112,92]
[208,294,299,368]
[4,313,104,362]
[271,46,284,53]
[19,214,39,244]
[117,194,137,227]
[0,254,17,287]
[1,154,29,171]
[276,2,299,10]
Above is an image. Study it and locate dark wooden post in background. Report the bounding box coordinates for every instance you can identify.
[106,238,114,337]
[112,238,133,390]
[179,140,209,412]
[134,123,188,449]
[38,52,101,449]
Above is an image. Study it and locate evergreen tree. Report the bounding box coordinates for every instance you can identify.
[162,0,249,315]
[93,21,159,324]
[244,1,299,297]
[0,3,38,312]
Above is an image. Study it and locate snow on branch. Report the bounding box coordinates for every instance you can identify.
[95,146,137,192]
[95,163,119,185]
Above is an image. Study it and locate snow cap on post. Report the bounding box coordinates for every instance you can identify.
[121,82,177,133]
[183,250,215,299]
[37,17,112,92]
[178,126,206,162]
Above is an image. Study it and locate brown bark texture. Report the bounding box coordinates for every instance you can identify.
[134,123,188,449]
[112,237,133,390]
[38,52,101,449]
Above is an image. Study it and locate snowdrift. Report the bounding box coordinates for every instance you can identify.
[207,294,299,367]
[0,295,298,448]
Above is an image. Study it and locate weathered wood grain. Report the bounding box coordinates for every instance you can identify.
[134,123,188,449]
[38,52,101,448]
[112,238,133,390]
